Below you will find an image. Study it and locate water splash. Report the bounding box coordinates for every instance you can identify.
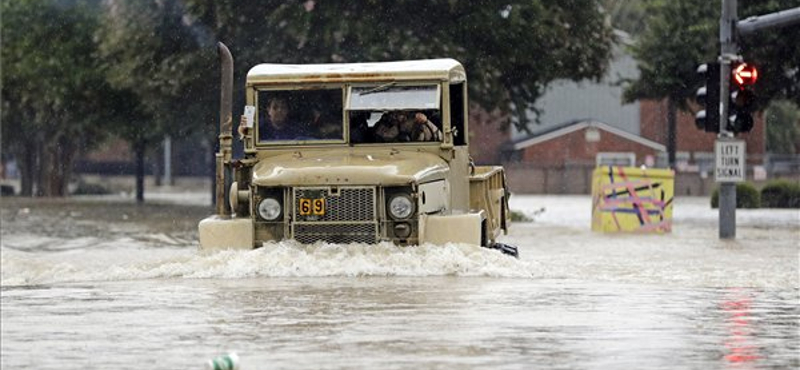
[1,241,535,286]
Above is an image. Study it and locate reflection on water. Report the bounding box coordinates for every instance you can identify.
[721,289,762,365]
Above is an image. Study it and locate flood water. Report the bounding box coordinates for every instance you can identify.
[1,195,798,370]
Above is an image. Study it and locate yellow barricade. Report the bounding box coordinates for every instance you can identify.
[591,166,674,233]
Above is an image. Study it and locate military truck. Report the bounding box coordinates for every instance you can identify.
[199,43,516,257]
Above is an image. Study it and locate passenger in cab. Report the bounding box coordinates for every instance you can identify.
[373,111,441,143]
[238,95,311,141]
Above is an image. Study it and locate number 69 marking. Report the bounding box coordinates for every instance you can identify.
[299,198,325,216]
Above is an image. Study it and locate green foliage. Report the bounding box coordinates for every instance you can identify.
[623,0,800,111]
[601,0,646,36]
[765,100,800,154]
[760,180,800,208]
[3,0,618,198]
[97,0,218,202]
[183,0,616,132]
[72,181,112,196]
[739,0,800,109]
[98,0,216,143]
[710,183,761,209]
[509,209,532,222]
[2,0,113,131]
[1,0,118,195]
[622,0,717,107]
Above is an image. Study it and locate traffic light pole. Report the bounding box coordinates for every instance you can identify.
[718,0,737,239]
[714,1,796,239]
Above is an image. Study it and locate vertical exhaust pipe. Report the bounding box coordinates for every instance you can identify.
[216,42,233,216]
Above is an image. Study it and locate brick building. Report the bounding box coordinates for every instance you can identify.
[464,30,771,195]
[471,100,769,194]
[507,119,664,167]
[500,119,665,193]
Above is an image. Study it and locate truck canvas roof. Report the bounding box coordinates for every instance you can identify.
[247,58,466,85]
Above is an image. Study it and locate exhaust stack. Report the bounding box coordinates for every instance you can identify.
[216,42,233,216]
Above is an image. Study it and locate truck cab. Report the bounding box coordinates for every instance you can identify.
[199,48,514,256]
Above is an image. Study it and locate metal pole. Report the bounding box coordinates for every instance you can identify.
[164,136,172,186]
[738,7,800,35]
[719,0,737,239]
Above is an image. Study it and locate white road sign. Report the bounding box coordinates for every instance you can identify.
[715,140,746,182]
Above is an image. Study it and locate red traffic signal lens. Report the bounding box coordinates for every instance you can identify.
[732,63,758,86]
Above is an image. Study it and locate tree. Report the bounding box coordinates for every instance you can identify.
[601,0,647,36]
[765,100,800,155]
[5,1,617,199]
[737,1,800,109]
[623,0,800,166]
[183,0,616,132]
[622,0,718,168]
[98,0,216,203]
[1,0,115,196]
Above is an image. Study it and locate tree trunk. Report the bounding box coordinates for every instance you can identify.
[45,141,63,196]
[59,136,76,196]
[667,98,677,169]
[154,143,163,187]
[32,134,76,197]
[134,139,146,204]
[35,138,47,197]
[18,144,35,197]
[41,135,76,196]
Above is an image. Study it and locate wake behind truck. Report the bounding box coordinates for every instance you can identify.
[199,43,517,257]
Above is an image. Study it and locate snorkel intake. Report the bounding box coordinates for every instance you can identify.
[216,42,233,216]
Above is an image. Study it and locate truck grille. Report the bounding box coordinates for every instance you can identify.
[292,186,378,244]
[293,223,377,244]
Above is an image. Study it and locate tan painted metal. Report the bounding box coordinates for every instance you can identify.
[419,212,483,246]
[418,180,449,215]
[198,215,253,250]
[469,166,510,241]
[200,57,510,250]
[251,149,449,187]
[448,146,471,213]
[246,59,466,86]
[215,42,234,216]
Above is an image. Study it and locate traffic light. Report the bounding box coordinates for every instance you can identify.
[695,62,720,132]
[728,62,758,134]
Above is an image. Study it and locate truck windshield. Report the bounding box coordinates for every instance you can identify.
[348,84,442,144]
[349,84,439,110]
[257,88,343,143]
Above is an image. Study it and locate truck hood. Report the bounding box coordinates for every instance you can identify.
[251,150,449,186]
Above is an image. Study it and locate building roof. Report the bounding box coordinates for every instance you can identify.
[509,119,666,152]
[247,59,466,85]
[510,29,642,141]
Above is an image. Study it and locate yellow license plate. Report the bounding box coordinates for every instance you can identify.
[299,198,325,216]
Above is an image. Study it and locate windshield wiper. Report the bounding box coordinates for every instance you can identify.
[358,82,396,96]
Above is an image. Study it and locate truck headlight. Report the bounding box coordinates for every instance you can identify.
[257,197,282,221]
[388,194,414,220]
